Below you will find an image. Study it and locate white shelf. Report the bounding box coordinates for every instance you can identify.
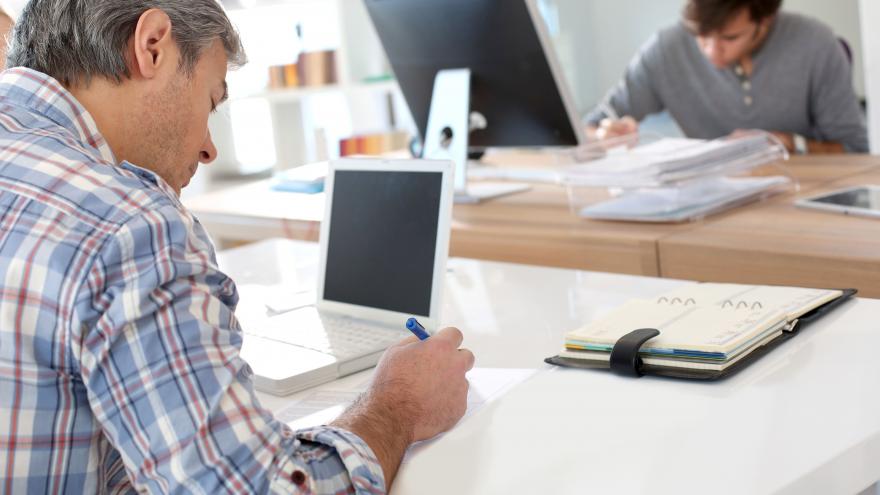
[232,80,398,104]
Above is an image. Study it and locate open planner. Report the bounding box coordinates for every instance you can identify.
[546,283,856,379]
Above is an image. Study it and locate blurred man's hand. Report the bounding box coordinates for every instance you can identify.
[592,116,639,141]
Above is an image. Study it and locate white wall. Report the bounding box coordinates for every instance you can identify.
[547,0,865,114]
[859,0,880,153]
[788,0,864,98]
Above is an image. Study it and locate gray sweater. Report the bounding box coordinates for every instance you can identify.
[585,12,868,152]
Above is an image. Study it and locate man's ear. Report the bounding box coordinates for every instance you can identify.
[759,14,776,35]
[131,9,174,80]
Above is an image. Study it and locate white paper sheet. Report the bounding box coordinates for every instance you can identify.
[277,368,538,453]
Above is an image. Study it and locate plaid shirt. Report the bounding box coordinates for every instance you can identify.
[0,68,385,494]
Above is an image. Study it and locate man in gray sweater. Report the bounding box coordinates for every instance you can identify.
[586,0,868,154]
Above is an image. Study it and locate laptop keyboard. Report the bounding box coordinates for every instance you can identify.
[247,309,407,361]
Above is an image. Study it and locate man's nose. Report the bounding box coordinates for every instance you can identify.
[200,129,218,164]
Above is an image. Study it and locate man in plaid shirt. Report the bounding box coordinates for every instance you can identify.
[0,1,474,493]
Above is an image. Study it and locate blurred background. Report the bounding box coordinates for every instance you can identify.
[188,0,866,197]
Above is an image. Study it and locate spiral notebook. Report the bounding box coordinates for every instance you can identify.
[546,283,856,379]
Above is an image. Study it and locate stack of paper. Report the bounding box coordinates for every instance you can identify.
[564,134,784,188]
[562,133,791,222]
[578,176,790,222]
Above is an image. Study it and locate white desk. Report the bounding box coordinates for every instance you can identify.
[217,239,880,495]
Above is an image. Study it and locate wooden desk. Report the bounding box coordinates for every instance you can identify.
[763,154,879,187]
[452,156,879,276]
[184,180,325,243]
[186,173,696,276]
[186,155,880,280]
[451,183,696,276]
[660,167,880,297]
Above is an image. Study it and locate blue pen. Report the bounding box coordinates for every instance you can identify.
[405,317,431,340]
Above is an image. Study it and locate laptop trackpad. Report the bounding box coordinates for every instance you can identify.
[240,335,339,395]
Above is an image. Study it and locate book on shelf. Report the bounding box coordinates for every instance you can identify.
[339,131,409,157]
[546,283,856,380]
[266,50,338,90]
[298,50,337,87]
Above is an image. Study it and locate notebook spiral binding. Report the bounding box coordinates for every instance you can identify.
[657,297,765,310]
[721,300,764,310]
[657,297,696,306]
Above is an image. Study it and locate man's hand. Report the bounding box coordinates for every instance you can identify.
[730,129,846,155]
[763,131,795,153]
[730,129,794,152]
[589,116,639,141]
[331,327,474,488]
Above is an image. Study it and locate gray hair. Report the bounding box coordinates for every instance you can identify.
[6,0,247,85]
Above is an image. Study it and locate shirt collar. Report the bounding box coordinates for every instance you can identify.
[0,67,116,164]
[118,160,183,204]
[0,68,181,201]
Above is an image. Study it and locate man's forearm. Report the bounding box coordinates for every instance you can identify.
[330,390,414,490]
[806,139,846,154]
[771,131,846,154]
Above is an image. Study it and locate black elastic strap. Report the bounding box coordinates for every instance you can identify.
[609,328,661,378]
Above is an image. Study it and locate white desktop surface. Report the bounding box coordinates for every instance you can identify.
[217,239,880,495]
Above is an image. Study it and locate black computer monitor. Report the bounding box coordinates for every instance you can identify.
[364,0,584,150]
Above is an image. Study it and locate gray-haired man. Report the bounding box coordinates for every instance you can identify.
[0,1,473,493]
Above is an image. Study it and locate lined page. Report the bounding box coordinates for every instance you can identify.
[565,284,842,356]
[566,300,786,355]
[657,284,842,320]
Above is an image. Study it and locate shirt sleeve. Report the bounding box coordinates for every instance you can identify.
[584,33,666,126]
[78,203,386,494]
[808,36,869,153]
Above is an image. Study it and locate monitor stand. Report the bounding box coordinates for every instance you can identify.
[422,68,531,204]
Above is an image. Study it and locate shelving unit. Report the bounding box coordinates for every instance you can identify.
[208,0,411,177]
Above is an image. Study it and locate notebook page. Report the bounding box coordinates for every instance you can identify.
[656,284,842,320]
[565,299,787,355]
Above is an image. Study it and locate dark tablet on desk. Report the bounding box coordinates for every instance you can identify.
[795,185,880,219]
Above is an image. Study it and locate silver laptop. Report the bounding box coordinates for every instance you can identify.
[240,158,454,396]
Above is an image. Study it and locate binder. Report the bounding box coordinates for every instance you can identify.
[545,285,857,380]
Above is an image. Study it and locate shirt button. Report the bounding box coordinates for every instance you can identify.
[742,81,751,91]
[734,65,744,76]
[291,470,307,486]
[744,95,753,106]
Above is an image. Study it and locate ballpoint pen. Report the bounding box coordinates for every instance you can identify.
[405,317,431,340]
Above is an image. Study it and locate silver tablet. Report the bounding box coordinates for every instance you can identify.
[795,185,880,219]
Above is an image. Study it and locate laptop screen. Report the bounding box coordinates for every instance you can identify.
[322,169,443,317]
